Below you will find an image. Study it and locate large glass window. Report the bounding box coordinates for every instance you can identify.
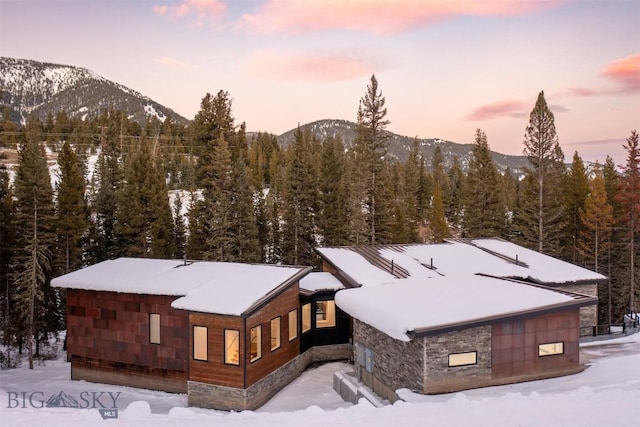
[149,313,160,344]
[193,326,208,361]
[448,351,477,367]
[270,317,281,351]
[288,309,298,341]
[302,303,311,333]
[315,300,336,328]
[538,342,564,357]
[250,325,262,362]
[224,329,240,365]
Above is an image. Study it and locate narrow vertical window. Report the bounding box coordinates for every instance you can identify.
[149,313,160,344]
[270,317,281,351]
[250,325,262,362]
[288,309,298,341]
[224,329,240,365]
[315,300,336,328]
[193,326,208,361]
[302,303,311,333]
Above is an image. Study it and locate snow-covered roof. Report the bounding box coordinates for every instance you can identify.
[299,272,345,293]
[335,275,584,342]
[317,239,606,287]
[52,258,310,316]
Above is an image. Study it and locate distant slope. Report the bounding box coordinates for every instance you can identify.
[0,57,188,125]
[277,119,529,174]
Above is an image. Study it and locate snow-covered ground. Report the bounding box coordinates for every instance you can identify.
[0,333,638,426]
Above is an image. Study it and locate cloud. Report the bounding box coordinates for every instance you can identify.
[237,0,565,35]
[563,87,599,97]
[153,0,226,26]
[241,49,384,82]
[465,99,528,121]
[600,53,640,93]
[153,56,198,71]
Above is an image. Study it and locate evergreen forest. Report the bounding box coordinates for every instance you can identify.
[0,77,638,368]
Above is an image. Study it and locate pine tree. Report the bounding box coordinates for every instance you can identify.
[12,117,57,362]
[172,196,187,259]
[227,154,261,262]
[617,130,640,316]
[563,151,590,263]
[116,139,173,258]
[429,183,449,242]
[447,156,465,231]
[463,129,506,238]
[431,146,451,217]
[352,75,391,244]
[0,166,16,352]
[55,142,89,273]
[282,127,319,266]
[519,91,566,255]
[318,136,351,246]
[578,167,614,324]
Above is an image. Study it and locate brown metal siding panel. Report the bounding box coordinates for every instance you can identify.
[491,309,580,378]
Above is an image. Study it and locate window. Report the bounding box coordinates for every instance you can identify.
[302,303,311,333]
[288,310,298,341]
[315,300,336,328]
[270,317,281,351]
[448,351,477,367]
[149,313,160,344]
[538,342,564,357]
[224,329,240,365]
[250,325,262,362]
[193,326,208,361]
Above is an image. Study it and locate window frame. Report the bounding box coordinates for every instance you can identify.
[301,303,311,333]
[315,300,336,328]
[538,342,564,357]
[270,317,281,352]
[149,313,161,344]
[288,309,298,341]
[250,325,262,363]
[224,329,240,366]
[448,351,477,367]
[193,326,208,361]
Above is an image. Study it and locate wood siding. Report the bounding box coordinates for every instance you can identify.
[491,309,580,378]
[66,289,189,372]
[245,284,300,387]
[188,312,244,388]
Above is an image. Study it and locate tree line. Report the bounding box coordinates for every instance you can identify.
[0,77,638,368]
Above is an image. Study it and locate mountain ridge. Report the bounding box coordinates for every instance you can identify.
[0,57,189,125]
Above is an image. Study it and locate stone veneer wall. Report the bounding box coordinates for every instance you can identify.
[188,343,350,411]
[423,325,492,394]
[352,319,422,402]
[557,283,598,333]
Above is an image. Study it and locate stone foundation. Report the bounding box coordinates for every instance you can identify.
[188,344,351,411]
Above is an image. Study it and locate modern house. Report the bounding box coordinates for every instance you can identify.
[316,238,605,401]
[52,238,606,410]
[52,258,347,411]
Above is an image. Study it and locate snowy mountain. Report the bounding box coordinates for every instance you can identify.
[0,57,188,125]
[277,119,530,174]
[45,391,80,408]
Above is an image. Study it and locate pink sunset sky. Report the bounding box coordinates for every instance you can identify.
[1,0,638,163]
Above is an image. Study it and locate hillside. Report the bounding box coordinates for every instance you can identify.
[0,57,188,125]
[278,119,530,174]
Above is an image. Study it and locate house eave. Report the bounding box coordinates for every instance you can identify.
[241,266,313,318]
[407,296,597,339]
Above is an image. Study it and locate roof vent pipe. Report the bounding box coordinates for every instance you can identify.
[515,255,519,266]
[391,259,394,274]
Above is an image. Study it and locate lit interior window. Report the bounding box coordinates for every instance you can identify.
[448,351,477,367]
[224,329,240,365]
[250,325,262,362]
[302,303,311,333]
[288,310,298,341]
[149,313,160,344]
[315,300,336,328]
[538,342,564,357]
[193,326,208,361]
[270,317,281,351]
